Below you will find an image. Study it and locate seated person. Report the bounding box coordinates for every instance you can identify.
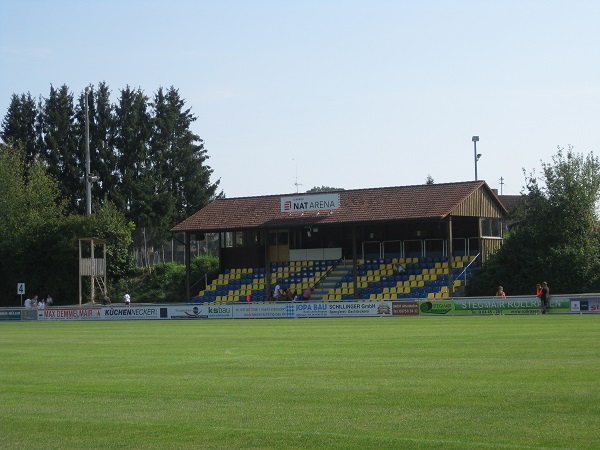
[394,263,406,276]
[302,287,311,301]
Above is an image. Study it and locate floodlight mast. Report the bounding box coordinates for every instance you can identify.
[472,136,480,181]
[85,87,92,215]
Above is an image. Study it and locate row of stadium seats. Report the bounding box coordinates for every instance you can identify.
[193,260,337,304]
[192,256,477,303]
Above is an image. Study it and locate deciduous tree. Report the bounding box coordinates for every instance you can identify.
[468,146,600,295]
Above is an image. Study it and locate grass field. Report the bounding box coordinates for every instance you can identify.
[1,315,599,449]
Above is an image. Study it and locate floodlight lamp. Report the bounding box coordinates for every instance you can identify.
[472,136,479,142]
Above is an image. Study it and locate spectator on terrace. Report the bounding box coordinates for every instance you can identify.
[540,282,550,314]
[102,291,111,306]
[274,284,281,300]
[535,283,542,298]
[124,292,131,307]
[495,286,506,298]
[45,294,53,307]
[24,296,33,309]
[286,289,293,301]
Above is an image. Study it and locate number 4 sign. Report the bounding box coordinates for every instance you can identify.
[17,283,25,295]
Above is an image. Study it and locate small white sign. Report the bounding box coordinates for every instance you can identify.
[17,283,25,295]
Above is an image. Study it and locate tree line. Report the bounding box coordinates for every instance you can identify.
[0,83,221,305]
[1,83,221,233]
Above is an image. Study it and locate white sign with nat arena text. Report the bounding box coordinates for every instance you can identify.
[280,193,340,213]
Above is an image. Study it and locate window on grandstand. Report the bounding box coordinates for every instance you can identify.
[222,231,247,248]
[480,218,502,238]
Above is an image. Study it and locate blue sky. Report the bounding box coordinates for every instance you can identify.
[1,0,599,199]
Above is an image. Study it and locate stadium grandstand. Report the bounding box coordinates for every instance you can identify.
[171,180,508,302]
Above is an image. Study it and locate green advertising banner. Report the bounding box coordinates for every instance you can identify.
[419,297,572,315]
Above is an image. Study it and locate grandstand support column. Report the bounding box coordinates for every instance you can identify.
[185,232,191,301]
[263,229,270,300]
[447,216,454,298]
[352,225,358,298]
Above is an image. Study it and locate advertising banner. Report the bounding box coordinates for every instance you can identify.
[287,301,401,318]
[205,304,234,319]
[293,302,329,318]
[418,297,572,315]
[232,303,289,319]
[0,309,22,321]
[101,306,161,320]
[167,305,211,319]
[392,301,419,316]
[570,297,600,313]
[328,302,382,317]
[38,307,102,320]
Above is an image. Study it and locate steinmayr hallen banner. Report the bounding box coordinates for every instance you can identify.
[418,297,573,315]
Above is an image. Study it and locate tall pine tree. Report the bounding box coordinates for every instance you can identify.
[150,86,220,223]
[41,85,81,213]
[0,93,41,165]
[113,86,154,223]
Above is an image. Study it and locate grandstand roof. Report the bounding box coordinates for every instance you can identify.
[172,180,508,232]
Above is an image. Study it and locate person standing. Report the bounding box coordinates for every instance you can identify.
[540,281,550,314]
[124,292,131,307]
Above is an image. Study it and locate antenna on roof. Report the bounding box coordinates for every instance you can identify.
[293,158,302,193]
[499,176,504,195]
